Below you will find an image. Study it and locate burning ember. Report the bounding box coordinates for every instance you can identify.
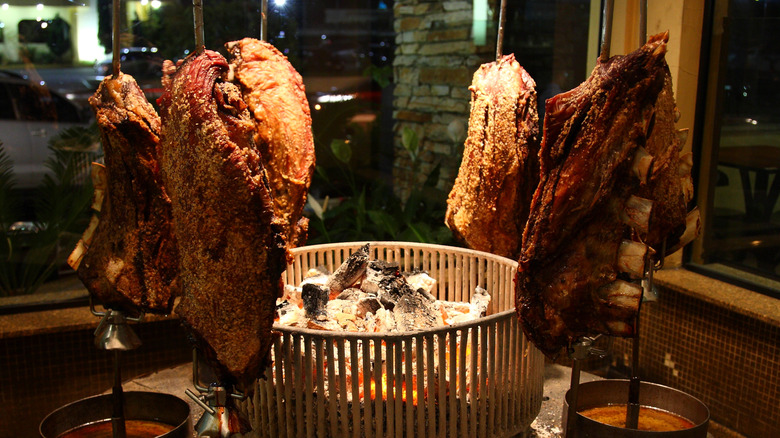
[276,243,491,332]
[249,242,544,438]
[273,243,491,404]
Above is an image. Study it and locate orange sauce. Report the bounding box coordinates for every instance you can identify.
[57,419,175,438]
[580,404,695,431]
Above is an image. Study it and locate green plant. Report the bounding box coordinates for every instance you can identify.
[0,126,101,296]
[306,129,456,246]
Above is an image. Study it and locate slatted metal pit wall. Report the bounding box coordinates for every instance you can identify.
[248,242,544,438]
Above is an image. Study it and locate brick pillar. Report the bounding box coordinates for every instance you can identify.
[392,0,495,200]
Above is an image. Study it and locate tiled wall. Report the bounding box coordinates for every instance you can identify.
[606,286,780,437]
[0,318,191,438]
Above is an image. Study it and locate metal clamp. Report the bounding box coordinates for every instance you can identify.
[94,308,143,351]
[189,348,247,401]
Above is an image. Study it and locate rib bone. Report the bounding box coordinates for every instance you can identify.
[621,195,654,235]
[632,147,655,183]
[617,240,651,279]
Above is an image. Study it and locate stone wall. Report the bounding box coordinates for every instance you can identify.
[392,0,496,199]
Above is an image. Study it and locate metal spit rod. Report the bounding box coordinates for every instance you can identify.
[599,0,615,62]
[185,348,246,437]
[495,0,507,60]
[260,0,268,41]
[639,0,647,44]
[625,2,651,430]
[193,0,205,53]
[564,338,599,438]
[564,4,615,435]
[92,305,143,438]
[111,0,121,78]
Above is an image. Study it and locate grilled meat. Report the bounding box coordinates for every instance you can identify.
[226,38,315,248]
[68,72,180,314]
[158,50,287,386]
[515,32,699,358]
[445,54,540,259]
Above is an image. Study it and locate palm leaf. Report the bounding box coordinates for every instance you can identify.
[0,144,19,228]
[0,144,19,295]
[0,126,101,296]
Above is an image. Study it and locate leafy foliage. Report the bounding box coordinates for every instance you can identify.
[306,128,456,246]
[0,126,101,296]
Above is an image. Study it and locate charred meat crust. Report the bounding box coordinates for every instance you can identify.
[226,38,316,249]
[159,50,287,388]
[515,32,693,358]
[445,54,540,259]
[78,72,180,314]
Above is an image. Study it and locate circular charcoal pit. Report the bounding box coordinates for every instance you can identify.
[244,242,545,438]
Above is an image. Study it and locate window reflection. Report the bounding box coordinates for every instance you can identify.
[694,0,780,294]
[0,0,598,305]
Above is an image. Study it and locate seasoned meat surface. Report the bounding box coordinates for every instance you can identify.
[158,50,287,386]
[71,72,179,314]
[226,38,315,248]
[445,54,540,259]
[516,32,698,358]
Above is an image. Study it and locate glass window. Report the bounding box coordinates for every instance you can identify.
[0,1,600,311]
[689,0,780,297]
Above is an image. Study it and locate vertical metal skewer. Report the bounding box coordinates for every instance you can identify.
[625,4,650,430]
[564,336,605,438]
[639,0,647,44]
[193,0,205,53]
[260,0,268,41]
[599,0,615,62]
[495,0,507,60]
[111,0,121,78]
[92,298,143,438]
[625,259,649,429]
[563,5,615,436]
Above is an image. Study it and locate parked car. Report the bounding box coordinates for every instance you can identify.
[0,70,93,190]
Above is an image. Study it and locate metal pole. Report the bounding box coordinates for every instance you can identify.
[496,0,507,60]
[639,0,647,44]
[260,0,268,41]
[564,357,582,438]
[599,0,615,62]
[111,350,127,438]
[111,0,120,77]
[193,0,205,53]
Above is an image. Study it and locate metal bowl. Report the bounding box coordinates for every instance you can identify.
[40,391,190,438]
[563,379,709,438]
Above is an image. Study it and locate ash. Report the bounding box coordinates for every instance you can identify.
[276,243,491,332]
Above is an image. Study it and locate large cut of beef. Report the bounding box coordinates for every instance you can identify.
[226,38,316,248]
[515,32,699,358]
[68,72,180,314]
[158,50,287,386]
[445,54,540,259]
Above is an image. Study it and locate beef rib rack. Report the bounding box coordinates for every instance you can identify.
[68,72,180,315]
[515,32,700,358]
[158,50,287,387]
[445,54,540,260]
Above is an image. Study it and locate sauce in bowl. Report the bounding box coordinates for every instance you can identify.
[580,404,695,431]
[57,419,175,438]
